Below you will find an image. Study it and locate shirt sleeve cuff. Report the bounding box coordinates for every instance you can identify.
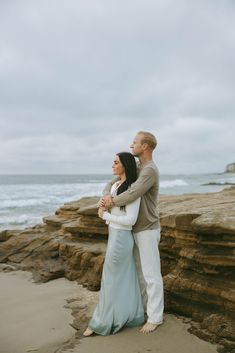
[102,211,110,221]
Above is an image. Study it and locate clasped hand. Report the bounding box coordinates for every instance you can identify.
[98,196,113,218]
[98,195,113,208]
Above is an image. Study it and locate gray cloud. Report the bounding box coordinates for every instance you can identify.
[0,0,234,174]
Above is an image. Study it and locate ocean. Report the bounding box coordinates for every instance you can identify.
[0,173,235,231]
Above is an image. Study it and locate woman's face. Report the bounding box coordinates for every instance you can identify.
[112,155,125,176]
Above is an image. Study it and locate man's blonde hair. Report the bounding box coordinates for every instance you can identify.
[138,131,157,151]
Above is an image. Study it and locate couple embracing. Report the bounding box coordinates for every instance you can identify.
[83,131,164,336]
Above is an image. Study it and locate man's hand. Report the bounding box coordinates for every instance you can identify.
[98,196,114,208]
[103,195,114,208]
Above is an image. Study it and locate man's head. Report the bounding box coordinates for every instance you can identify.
[130,131,157,157]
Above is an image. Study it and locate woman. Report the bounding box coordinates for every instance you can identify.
[83,152,144,336]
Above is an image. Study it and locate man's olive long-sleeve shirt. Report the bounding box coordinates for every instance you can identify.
[103,160,160,233]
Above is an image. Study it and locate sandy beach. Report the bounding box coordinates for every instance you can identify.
[0,270,78,353]
[0,269,218,353]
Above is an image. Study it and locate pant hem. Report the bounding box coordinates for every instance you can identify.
[147,319,163,325]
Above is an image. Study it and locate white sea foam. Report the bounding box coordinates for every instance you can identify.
[160,179,188,188]
[0,181,106,230]
[0,214,43,227]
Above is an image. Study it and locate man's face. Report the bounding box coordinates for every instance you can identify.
[130,134,144,157]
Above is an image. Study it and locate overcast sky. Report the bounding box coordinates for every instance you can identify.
[0,0,234,174]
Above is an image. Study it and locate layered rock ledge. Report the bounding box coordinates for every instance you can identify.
[0,189,235,352]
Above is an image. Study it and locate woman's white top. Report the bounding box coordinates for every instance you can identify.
[102,182,140,230]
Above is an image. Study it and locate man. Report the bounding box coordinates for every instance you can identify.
[99,131,164,333]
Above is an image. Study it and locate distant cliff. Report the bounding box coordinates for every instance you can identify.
[225,163,235,173]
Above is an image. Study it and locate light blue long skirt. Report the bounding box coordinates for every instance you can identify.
[89,226,144,335]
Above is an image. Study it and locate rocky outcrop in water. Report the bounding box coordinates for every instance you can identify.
[225,163,235,173]
[0,189,235,352]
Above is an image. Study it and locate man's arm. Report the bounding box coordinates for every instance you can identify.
[102,175,119,196]
[112,167,156,207]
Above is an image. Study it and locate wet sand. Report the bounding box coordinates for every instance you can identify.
[66,314,218,353]
[0,270,218,353]
[0,270,78,353]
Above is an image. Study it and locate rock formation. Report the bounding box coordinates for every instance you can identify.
[159,188,235,353]
[0,189,235,352]
[225,163,235,173]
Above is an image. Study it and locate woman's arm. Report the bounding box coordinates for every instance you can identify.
[102,198,140,226]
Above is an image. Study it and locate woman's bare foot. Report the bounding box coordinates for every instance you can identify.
[83,327,94,337]
[139,322,159,333]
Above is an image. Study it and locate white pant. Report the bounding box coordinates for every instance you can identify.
[133,228,164,324]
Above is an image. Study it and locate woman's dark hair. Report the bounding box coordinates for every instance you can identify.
[116,152,137,195]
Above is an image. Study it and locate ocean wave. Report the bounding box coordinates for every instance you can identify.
[0,214,43,229]
[0,199,49,209]
[202,182,235,186]
[160,179,188,188]
[0,183,106,210]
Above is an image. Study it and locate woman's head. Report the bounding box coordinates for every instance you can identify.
[112,152,137,195]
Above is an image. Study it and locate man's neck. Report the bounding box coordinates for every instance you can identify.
[139,154,152,167]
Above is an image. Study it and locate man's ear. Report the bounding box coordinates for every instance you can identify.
[142,143,148,150]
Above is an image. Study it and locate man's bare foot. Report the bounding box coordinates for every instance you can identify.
[83,327,94,337]
[139,322,159,333]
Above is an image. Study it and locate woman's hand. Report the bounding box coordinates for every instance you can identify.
[98,197,105,207]
[98,206,105,218]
